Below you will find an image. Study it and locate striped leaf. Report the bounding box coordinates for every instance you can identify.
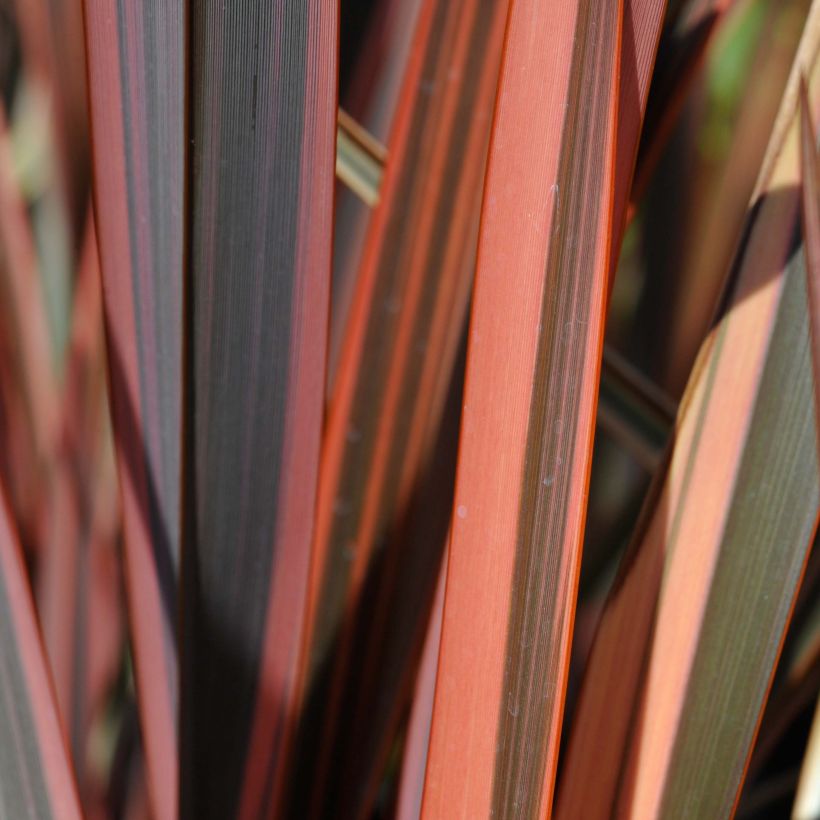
[324,338,468,819]
[180,3,337,819]
[85,3,338,816]
[83,4,185,816]
[0,481,82,819]
[556,14,820,817]
[289,1,507,816]
[421,1,623,816]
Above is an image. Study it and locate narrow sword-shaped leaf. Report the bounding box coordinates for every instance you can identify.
[609,0,668,293]
[342,0,425,143]
[801,76,820,411]
[421,0,623,816]
[180,3,337,818]
[289,1,507,816]
[557,15,820,817]
[331,334,468,819]
[793,70,820,820]
[630,8,721,209]
[329,0,425,383]
[0,482,82,819]
[82,3,185,816]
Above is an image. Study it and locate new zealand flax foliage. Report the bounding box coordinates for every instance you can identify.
[2,0,820,818]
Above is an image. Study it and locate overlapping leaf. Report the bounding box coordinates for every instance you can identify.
[290,1,507,815]
[83,4,184,814]
[557,14,820,816]
[638,0,808,395]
